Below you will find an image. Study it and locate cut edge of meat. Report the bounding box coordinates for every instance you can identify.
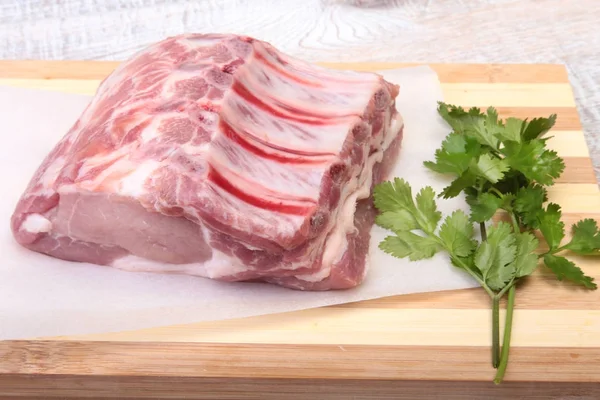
[266,124,404,290]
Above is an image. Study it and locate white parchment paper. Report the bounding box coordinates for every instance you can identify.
[0,66,478,340]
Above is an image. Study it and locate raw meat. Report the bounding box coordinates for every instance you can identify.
[11,34,404,290]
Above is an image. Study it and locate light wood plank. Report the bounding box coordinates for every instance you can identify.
[546,131,591,158]
[442,83,576,108]
[322,63,570,84]
[546,184,600,212]
[0,78,101,95]
[1,341,599,382]
[0,61,569,84]
[48,308,600,348]
[0,60,120,80]
[0,79,579,109]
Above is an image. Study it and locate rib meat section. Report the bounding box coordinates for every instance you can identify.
[11,34,404,290]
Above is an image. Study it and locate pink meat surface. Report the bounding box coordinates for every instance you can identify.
[11,33,404,290]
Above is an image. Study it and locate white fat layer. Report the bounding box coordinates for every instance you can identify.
[77,146,132,180]
[112,255,208,276]
[184,35,223,46]
[118,160,161,197]
[242,48,379,113]
[40,156,66,189]
[203,248,250,278]
[210,154,324,203]
[21,214,52,234]
[111,249,249,279]
[202,182,306,241]
[387,113,404,148]
[316,111,403,276]
[294,262,332,282]
[223,89,359,154]
[140,114,170,143]
[317,151,379,271]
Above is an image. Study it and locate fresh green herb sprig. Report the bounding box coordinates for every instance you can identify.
[373,103,599,384]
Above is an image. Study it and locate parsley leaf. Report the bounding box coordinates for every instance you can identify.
[437,103,500,149]
[503,140,565,185]
[496,117,523,143]
[437,102,484,134]
[415,187,442,233]
[465,108,502,150]
[486,263,517,292]
[543,254,597,289]
[440,171,478,199]
[564,219,600,255]
[373,178,414,213]
[538,203,565,251]
[375,210,418,232]
[379,232,441,261]
[511,232,540,277]
[514,185,548,229]
[477,107,504,149]
[424,133,480,176]
[536,149,565,185]
[521,115,557,141]
[466,192,504,223]
[473,154,509,183]
[439,210,477,257]
[474,222,517,290]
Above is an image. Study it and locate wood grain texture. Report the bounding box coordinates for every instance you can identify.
[0,60,571,83]
[2,376,599,400]
[1,62,599,399]
[2,341,600,382]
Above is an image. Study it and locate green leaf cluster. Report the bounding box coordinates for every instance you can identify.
[374,103,598,384]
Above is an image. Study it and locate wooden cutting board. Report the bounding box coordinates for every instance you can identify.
[1,61,599,399]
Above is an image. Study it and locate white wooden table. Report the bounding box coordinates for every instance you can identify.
[1,0,598,180]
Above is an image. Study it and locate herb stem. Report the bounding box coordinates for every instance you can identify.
[537,244,570,259]
[492,296,500,368]
[480,222,488,242]
[477,180,485,194]
[552,244,569,254]
[450,255,494,297]
[490,187,504,198]
[509,213,520,233]
[494,285,516,384]
[470,271,494,297]
[497,278,516,299]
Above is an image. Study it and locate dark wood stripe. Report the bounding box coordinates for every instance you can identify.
[1,341,598,382]
[1,375,598,399]
[0,61,568,84]
[558,157,598,183]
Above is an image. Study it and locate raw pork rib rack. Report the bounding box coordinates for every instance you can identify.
[11,34,404,290]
